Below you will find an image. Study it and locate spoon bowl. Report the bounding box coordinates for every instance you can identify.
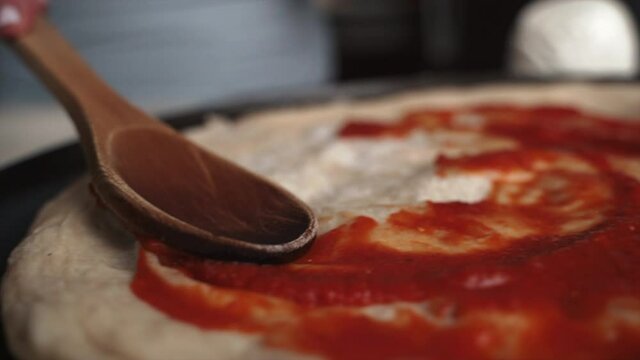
[4,16,317,261]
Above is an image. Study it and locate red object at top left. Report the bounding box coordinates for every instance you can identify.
[0,0,47,38]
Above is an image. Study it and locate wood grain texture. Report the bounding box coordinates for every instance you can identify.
[8,18,317,261]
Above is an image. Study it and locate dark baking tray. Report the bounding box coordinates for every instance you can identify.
[0,75,633,359]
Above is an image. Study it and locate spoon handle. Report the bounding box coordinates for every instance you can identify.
[2,1,161,197]
[2,3,150,134]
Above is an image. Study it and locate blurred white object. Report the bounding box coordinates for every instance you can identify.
[509,0,639,78]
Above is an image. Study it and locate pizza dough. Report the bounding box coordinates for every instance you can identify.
[3,84,640,360]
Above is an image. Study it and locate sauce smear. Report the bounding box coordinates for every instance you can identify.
[132,105,640,360]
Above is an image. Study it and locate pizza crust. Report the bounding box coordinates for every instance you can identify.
[3,83,640,359]
[4,180,311,360]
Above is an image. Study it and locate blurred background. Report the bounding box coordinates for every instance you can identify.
[1,0,639,167]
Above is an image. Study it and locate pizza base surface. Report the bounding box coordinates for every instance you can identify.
[3,83,640,360]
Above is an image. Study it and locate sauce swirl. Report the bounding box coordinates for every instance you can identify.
[132,105,640,359]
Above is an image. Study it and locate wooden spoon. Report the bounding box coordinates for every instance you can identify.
[1,6,317,261]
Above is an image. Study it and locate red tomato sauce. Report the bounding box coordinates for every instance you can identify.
[131,105,640,359]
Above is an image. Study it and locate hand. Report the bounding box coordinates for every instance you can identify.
[0,0,47,38]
